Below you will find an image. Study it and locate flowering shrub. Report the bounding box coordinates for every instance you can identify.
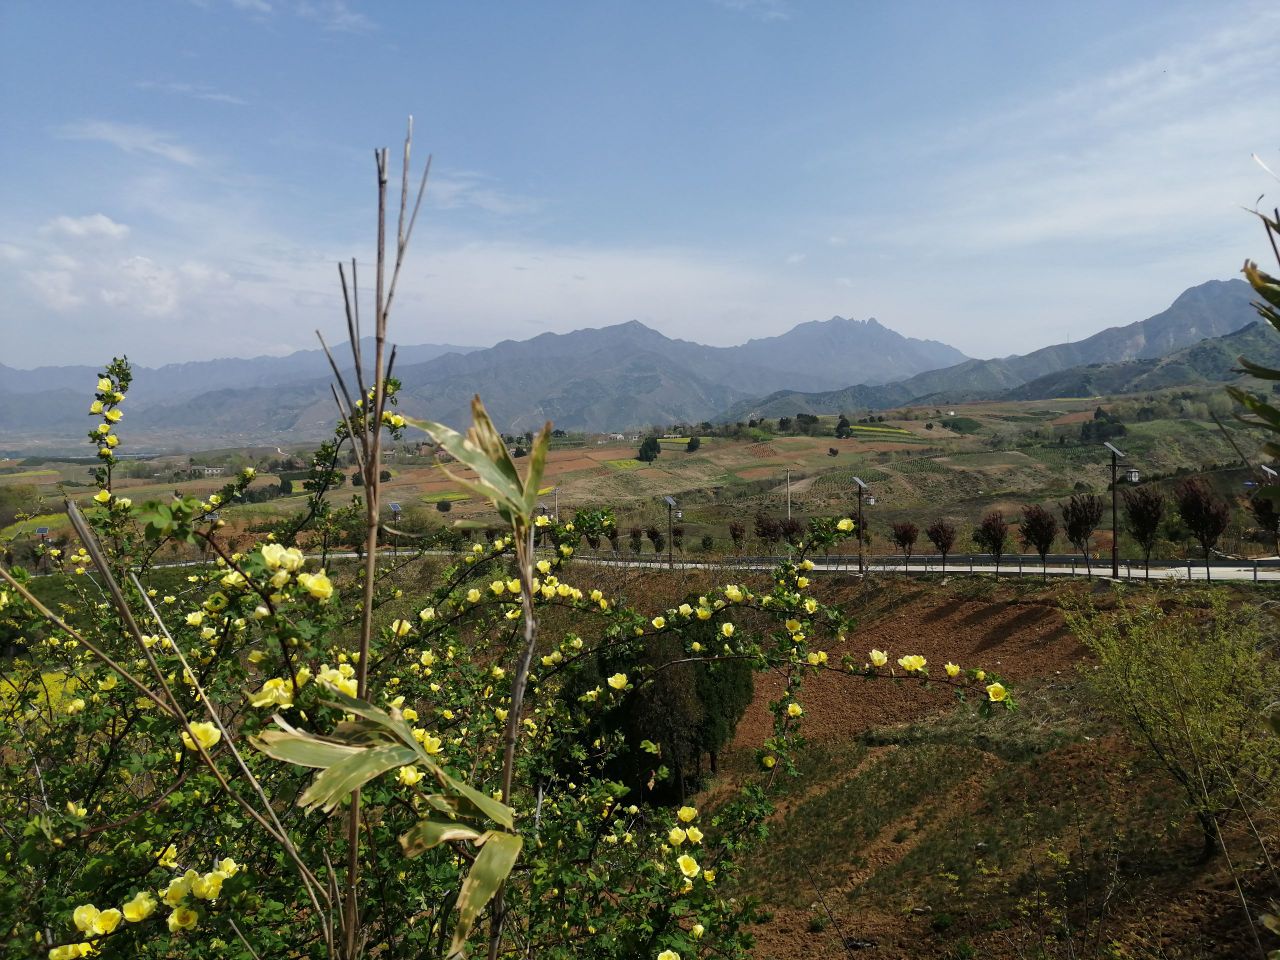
[0,127,1009,960]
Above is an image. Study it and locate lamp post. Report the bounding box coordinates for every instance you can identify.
[852,477,868,575]
[1104,442,1125,579]
[663,496,676,570]
[785,470,791,521]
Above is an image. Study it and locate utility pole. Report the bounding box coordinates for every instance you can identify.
[786,470,791,521]
[852,477,868,575]
[664,496,676,570]
[1105,442,1125,579]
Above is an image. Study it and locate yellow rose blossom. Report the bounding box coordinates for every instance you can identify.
[676,854,700,878]
[975,669,986,681]
[48,945,94,960]
[390,619,413,637]
[89,399,104,414]
[720,622,734,638]
[98,674,118,692]
[986,681,1008,702]
[785,619,802,633]
[685,826,704,843]
[214,857,239,877]
[466,588,481,603]
[658,951,680,960]
[419,606,436,621]
[607,673,628,690]
[787,702,803,718]
[692,923,705,939]
[92,489,110,504]
[96,377,112,392]
[796,576,809,589]
[297,571,333,601]
[677,805,697,822]
[869,649,888,667]
[181,721,222,752]
[72,905,101,933]
[66,698,86,716]
[897,654,927,673]
[168,906,198,932]
[157,844,179,868]
[804,597,818,613]
[122,890,157,922]
[762,754,776,769]
[668,827,686,846]
[945,662,960,678]
[398,766,425,786]
[104,408,122,423]
[651,616,666,629]
[191,872,223,900]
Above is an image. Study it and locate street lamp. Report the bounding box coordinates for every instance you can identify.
[1104,442,1125,579]
[852,477,868,575]
[663,496,676,570]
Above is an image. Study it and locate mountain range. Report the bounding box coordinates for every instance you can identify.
[726,278,1261,418]
[0,277,1264,453]
[0,317,965,450]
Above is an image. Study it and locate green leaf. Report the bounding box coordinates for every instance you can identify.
[250,723,366,769]
[442,778,515,831]
[298,743,418,814]
[318,688,420,752]
[521,422,553,517]
[448,830,523,958]
[1237,356,1280,381]
[399,818,483,859]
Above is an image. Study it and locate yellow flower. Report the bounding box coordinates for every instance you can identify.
[89,400,104,414]
[105,434,120,448]
[945,662,960,678]
[651,616,666,629]
[96,377,112,392]
[869,649,888,667]
[191,872,223,900]
[658,952,681,960]
[703,868,716,883]
[724,585,743,602]
[685,826,704,843]
[181,721,222,751]
[785,619,802,633]
[796,576,809,589]
[297,571,333,601]
[398,766,425,787]
[986,682,1008,703]
[419,606,436,621]
[157,844,179,868]
[975,669,986,681]
[494,707,508,722]
[720,622,735,638]
[787,702,803,718]
[48,945,94,960]
[98,674,118,692]
[66,698,86,716]
[249,677,293,708]
[837,517,854,532]
[92,907,122,934]
[104,408,122,423]
[93,489,111,504]
[167,906,199,932]
[607,673,628,690]
[668,827,686,846]
[66,800,86,817]
[536,559,552,574]
[691,923,705,939]
[804,597,818,613]
[897,654,927,673]
[72,904,100,933]
[214,857,239,878]
[676,854,700,878]
[185,611,204,627]
[122,890,157,922]
[761,754,776,769]
[466,588,482,603]
[391,619,413,637]
[677,805,697,822]
[162,873,193,906]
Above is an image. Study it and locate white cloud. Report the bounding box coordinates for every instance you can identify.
[295,0,373,32]
[25,270,85,311]
[784,252,805,264]
[137,81,247,106]
[710,0,791,22]
[231,0,272,12]
[58,121,201,166]
[429,172,541,217]
[42,214,130,240]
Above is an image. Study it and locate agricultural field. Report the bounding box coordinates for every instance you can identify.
[2,391,1268,563]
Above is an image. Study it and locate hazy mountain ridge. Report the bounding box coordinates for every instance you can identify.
[1,315,967,447]
[725,278,1259,419]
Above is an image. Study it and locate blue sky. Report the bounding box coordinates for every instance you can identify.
[2,0,1278,368]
